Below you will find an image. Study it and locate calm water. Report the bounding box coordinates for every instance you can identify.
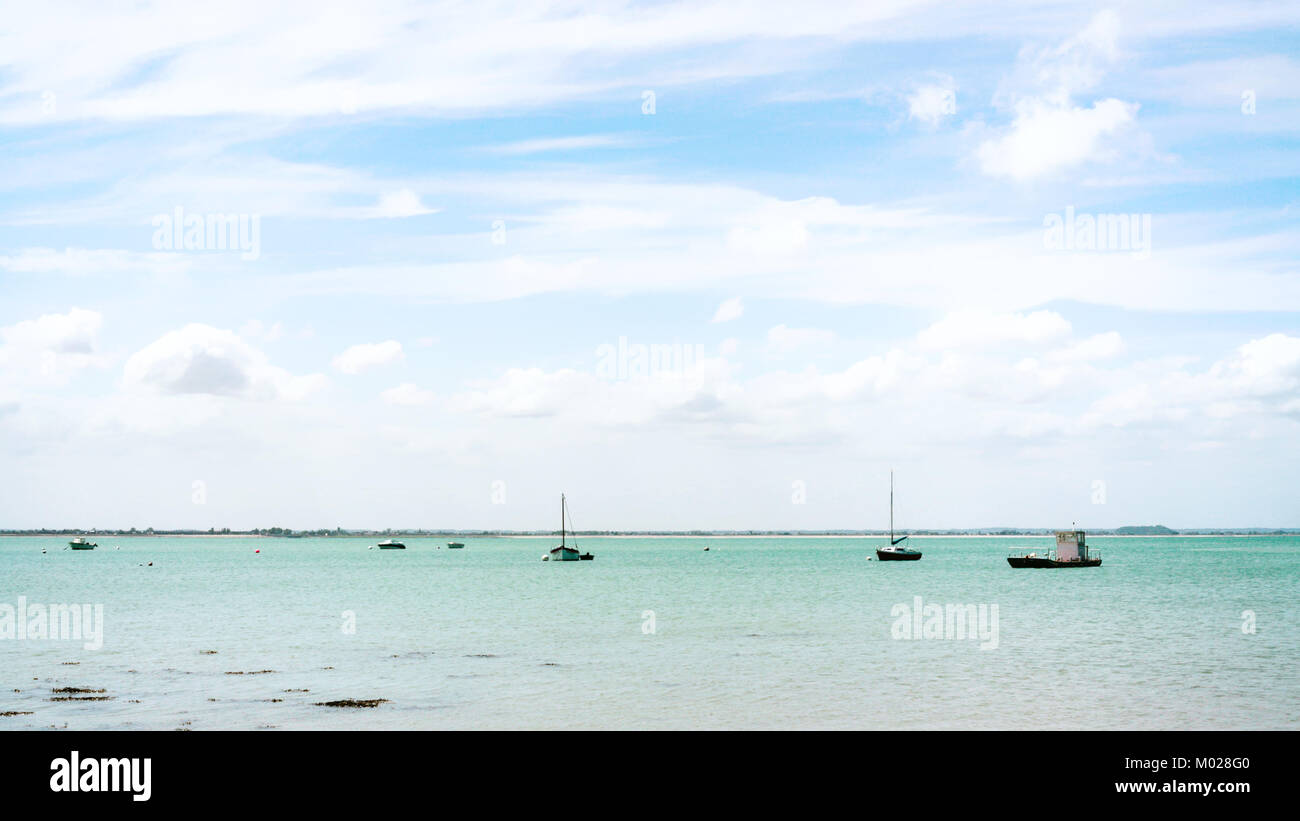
[1,535,1296,730]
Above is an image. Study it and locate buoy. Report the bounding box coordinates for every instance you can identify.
[255,549,260,554]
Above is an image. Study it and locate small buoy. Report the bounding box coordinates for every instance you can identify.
[255,549,260,554]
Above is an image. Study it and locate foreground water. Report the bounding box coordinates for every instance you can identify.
[1,535,1296,730]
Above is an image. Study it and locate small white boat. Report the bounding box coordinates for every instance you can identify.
[377,539,406,550]
[68,537,97,550]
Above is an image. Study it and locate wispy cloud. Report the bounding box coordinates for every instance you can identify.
[478,134,641,156]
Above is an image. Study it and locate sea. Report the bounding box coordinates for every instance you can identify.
[2,535,1296,730]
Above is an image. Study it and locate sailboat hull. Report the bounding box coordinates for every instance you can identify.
[876,549,922,561]
[551,547,580,562]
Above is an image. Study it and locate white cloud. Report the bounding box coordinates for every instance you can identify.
[2,307,102,354]
[0,3,1003,126]
[0,247,191,278]
[449,367,590,418]
[123,324,326,401]
[0,307,108,386]
[381,383,436,406]
[480,135,637,155]
[1207,333,1300,399]
[918,310,1072,350]
[332,340,404,374]
[357,189,437,219]
[711,297,744,323]
[977,10,1139,181]
[977,98,1137,180]
[1047,331,1124,362]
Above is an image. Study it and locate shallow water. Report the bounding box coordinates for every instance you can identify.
[1,535,1296,729]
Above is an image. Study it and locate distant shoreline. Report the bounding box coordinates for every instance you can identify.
[2,531,1296,539]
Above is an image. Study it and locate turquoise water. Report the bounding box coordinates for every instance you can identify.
[1,535,1296,730]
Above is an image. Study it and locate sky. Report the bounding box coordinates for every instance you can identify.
[0,1,1297,531]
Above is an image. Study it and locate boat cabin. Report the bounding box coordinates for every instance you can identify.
[1055,530,1090,562]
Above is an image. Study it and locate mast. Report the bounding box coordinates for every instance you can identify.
[561,494,566,547]
[889,471,908,546]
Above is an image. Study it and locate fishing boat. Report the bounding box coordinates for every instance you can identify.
[447,542,465,549]
[547,494,584,562]
[875,472,921,561]
[68,537,97,550]
[1008,530,1101,568]
[377,539,406,549]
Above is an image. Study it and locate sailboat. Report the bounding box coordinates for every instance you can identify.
[547,494,588,562]
[875,472,921,561]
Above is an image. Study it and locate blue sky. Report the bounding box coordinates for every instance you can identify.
[0,2,1297,530]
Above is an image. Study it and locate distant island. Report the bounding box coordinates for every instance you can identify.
[2,524,1297,537]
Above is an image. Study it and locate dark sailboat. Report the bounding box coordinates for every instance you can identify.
[547,494,591,561]
[876,472,922,561]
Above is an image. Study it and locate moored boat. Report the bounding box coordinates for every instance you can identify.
[377,539,406,549]
[547,494,586,562]
[875,472,922,561]
[1007,530,1101,568]
[68,537,97,550]
[447,542,465,549]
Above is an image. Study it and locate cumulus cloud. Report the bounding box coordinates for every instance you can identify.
[977,10,1139,180]
[1207,333,1300,399]
[0,307,108,385]
[332,340,404,374]
[124,324,326,401]
[977,98,1137,180]
[2,307,102,354]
